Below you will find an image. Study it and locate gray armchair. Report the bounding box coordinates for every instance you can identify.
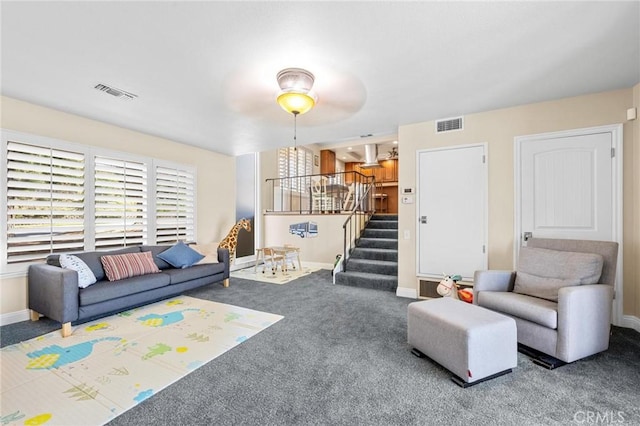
[473,238,618,368]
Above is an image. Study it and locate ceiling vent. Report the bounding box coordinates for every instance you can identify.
[435,116,463,133]
[94,83,137,100]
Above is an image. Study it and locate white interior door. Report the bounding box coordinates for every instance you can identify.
[516,124,623,324]
[519,131,613,243]
[417,145,487,280]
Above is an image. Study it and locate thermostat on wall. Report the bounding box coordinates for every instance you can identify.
[402,188,414,194]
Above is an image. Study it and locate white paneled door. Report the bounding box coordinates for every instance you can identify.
[417,144,487,280]
[516,124,623,325]
[519,130,614,243]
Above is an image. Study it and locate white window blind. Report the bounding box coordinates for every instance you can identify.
[94,156,148,249]
[6,141,85,263]
[155,165,195,244]
[277,147,313,191]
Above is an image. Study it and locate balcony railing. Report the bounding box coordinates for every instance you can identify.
[265,171,375,214]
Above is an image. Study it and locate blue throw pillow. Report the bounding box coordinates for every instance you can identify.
[157,241,204,269]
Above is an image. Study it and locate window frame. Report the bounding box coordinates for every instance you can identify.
[1,129,197,277]
[277,146,313,192]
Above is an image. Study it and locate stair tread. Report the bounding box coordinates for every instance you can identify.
[348,258,397,266]
[337,271,398,281]
[353,247,398,253]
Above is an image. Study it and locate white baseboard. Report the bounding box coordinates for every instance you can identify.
[396,287,417,299]
[621,315,640,333]
[0,309,30,326]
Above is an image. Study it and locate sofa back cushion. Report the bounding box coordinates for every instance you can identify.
[514,247,604,301]
[140,245,173,270]
[101,251,161,281]
[75,246,141,281]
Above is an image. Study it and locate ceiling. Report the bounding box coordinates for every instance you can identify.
[1,2,638,157]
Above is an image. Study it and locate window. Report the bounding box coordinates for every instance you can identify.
[94,156,148,249]
[155,164,196,244]
[1,130,197,274]
[5,141,85,264]
[277,147,313,191]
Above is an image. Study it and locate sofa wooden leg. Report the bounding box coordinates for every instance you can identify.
[223,278,230,288]
[61,322,72,338]
[30,310,40,321]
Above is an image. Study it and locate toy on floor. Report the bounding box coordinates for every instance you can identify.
[437,273,473,303]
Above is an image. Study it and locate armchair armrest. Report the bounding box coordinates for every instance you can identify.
[472,270,515,304]
[28,264,79,324]
[557,284,614,363]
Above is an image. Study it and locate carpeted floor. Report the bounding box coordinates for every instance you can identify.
[2,270,639,425]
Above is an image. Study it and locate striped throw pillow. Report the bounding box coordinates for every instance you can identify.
[100,251,161,281]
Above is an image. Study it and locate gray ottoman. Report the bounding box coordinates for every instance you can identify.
[408,298,517,387]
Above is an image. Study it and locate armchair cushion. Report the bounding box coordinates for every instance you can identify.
[513,247,604,301]
[478,291,558,329]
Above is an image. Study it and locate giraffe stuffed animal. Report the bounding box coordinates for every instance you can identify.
[218,218,252,262]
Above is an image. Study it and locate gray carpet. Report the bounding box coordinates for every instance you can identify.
[2,270,639,425]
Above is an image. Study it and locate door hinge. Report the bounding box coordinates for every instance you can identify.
[482,245,486,254]
[611,147,615,158]
[482,155,486,164]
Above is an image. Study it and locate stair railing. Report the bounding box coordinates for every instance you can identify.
[341,175,376,272]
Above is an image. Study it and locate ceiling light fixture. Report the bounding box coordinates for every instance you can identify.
[276,68,317,115]
[276,68,318,152]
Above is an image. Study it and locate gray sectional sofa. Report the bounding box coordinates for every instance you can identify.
[28,245,230,337]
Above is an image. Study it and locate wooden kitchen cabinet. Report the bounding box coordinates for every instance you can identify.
[381,159,397,182]
[320,150,336,174]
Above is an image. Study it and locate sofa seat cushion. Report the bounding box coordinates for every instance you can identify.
[162,263,225,284]
[79,273,170,306]
[477,291,558,329]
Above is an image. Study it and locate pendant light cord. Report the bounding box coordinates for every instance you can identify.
[293,111,298,151]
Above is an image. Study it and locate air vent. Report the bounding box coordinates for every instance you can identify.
[94,83,137,100]
[435,116,463,133]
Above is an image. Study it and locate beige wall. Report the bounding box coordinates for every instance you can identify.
[263,214,348,266]
[398,87,640,320]
[0,96,236,316]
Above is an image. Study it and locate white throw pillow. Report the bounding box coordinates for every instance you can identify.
[59,254,97,288]
[190,243,220,264]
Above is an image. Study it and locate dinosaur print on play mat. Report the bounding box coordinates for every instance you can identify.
[26,337,121,370]
[137,308,200,327]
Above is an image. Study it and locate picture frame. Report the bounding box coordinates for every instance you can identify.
[314,155,319,167]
